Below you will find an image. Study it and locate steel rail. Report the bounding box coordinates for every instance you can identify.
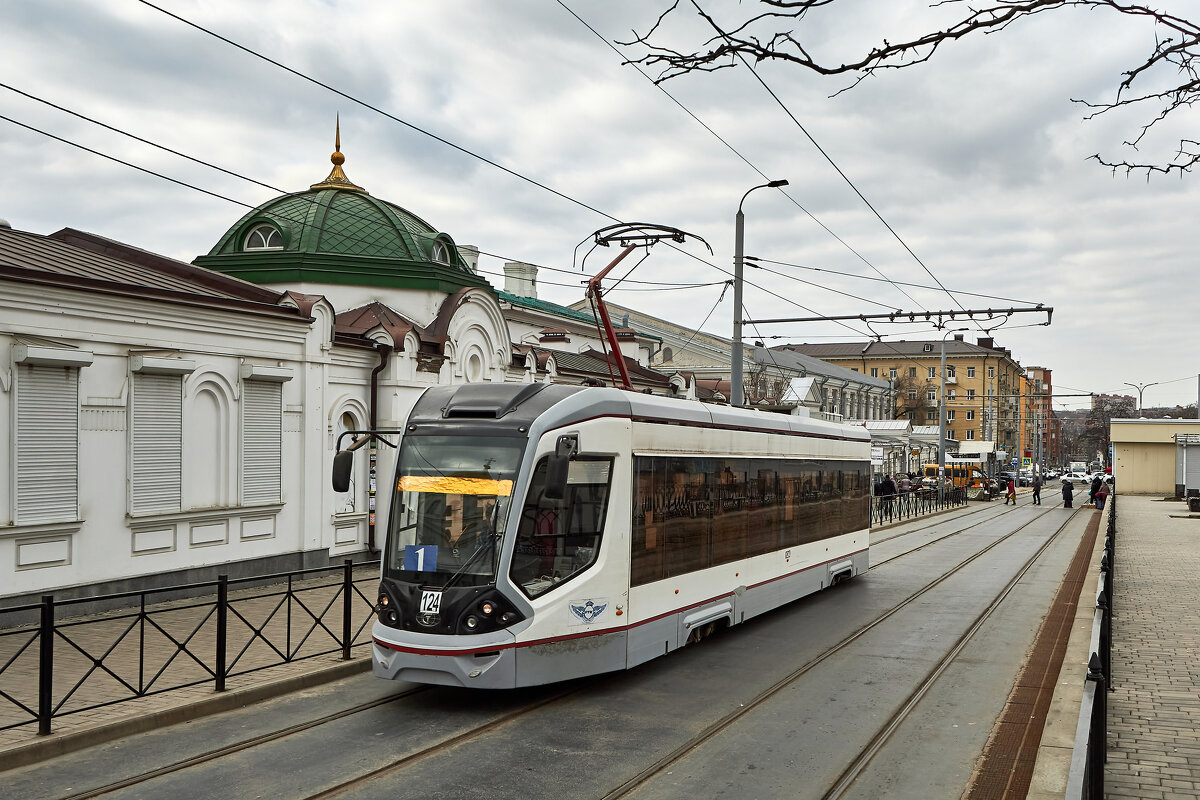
[820,506,1083,799]
[55,687,430,800]
[599,503,1077,800]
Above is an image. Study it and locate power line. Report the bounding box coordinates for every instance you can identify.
[136,0,618,223]
[558,0,921,308]
[745,257,1043,306]
[689,0,985,331]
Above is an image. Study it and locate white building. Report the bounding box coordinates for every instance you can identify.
[0,141,671,603]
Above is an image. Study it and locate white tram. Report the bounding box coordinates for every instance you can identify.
[342,383,871,688]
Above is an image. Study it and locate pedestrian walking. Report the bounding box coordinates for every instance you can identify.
[1062,478,1074,508]
[1004,478,1017,505]
[1031,473,1043,505]
[1089,476,1103,507]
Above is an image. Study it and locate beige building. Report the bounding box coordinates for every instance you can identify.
[781,336,1025,450]
[1110,418,1200,494]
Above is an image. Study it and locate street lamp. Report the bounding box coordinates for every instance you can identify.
[1123,381,1159,414]
[732,178,788,407]
[938,327,969,499]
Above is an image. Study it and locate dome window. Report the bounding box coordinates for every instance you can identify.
[244,224,283,251]
[431,240,450,264]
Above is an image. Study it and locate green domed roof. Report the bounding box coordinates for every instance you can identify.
[194,131,489,295]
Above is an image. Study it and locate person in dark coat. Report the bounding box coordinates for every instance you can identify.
[1089,476,1103,506]
[879,474,898,520]
[1062,478,1074,508]
[1031,473,1043,505]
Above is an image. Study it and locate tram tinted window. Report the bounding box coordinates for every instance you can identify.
[511,457,613,598]
[632,456,869,587]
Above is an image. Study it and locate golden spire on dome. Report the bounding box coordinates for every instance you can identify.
[310,116,367,193]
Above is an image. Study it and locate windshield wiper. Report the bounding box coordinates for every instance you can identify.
[440,530,500,591]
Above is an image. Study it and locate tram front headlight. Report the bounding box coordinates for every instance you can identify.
[480,601,496,616]
[464,616,479,630]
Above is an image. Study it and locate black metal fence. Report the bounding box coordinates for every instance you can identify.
[0,559,380,736]
[870,486,967,527]
[1067,493,1116,799]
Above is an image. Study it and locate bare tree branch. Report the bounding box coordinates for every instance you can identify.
[623,0,1200,176]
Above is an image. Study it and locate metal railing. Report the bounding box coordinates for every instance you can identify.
[870,486,967,527]
[1066,493,1116,799]
[0,559,380,736]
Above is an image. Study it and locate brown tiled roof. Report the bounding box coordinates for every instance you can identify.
[0,226,305,320]
[334,302,420,350]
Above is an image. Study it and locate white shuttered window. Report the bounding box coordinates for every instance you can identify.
[130,373,183,514]
[242,380,282,504]
[15,364,81,523]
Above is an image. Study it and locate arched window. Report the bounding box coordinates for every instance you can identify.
[431,240,450,263]
[662,347,674,363]
[243,224,283,251]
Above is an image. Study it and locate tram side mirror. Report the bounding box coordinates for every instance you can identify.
[332,450,354,493]
[544,435,579,501]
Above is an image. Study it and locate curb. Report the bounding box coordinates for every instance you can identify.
[0,657,372,772]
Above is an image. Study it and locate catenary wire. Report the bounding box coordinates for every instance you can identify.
[558,0,922,308]
[134,0,925,331]
[0,86,719,293]
[135,0,619,224]
[746,257,1044,306]
[689,0,985,330]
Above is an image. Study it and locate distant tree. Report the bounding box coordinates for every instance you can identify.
[626,1,1200,175]
[1078,397,1135,459]
[892,374,924,421]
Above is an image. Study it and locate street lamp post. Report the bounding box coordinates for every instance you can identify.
[1123,381,1159,414]
[732,179,788,407]
[938,328,969,500]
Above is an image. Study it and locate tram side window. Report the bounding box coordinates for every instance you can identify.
[632,456,869,587]
[510,457,613,598]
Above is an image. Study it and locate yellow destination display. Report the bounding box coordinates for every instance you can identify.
[397,475,513,496]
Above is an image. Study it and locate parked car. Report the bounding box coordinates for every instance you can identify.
[1018,470,1033,486]
[1062,471,1089,485]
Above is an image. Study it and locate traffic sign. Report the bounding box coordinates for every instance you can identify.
[1011,458,1019,466]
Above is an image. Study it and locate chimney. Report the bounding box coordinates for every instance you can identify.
[457,244,480,273]
[503,262,538,299]
[977,337,993,349]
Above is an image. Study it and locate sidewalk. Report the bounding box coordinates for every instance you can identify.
[0,568,377,770]
[1029,494,1200,799]
[1104,495,1200,798]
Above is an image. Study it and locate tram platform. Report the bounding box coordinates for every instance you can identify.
[2,494,1198,799]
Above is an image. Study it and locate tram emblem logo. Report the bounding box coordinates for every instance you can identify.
[569,599,608,625]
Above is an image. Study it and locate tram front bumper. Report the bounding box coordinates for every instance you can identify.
[372,637,518,689]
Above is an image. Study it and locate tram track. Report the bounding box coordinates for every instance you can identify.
[871,498,1064,568]
[47,499,1070,800]
[819,505,1083,800]
[599,502,1081,800]
[53,687,433,800]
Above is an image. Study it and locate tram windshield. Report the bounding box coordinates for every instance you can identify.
[386,435,524,587]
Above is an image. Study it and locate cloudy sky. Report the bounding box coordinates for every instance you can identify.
[3,1,1197,411]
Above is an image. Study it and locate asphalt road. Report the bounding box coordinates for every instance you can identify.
[5,500,1088,800]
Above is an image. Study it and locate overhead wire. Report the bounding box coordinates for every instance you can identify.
[745,257,1044,306]
[135,0,930,334]
[15,5,1025,356]
[122,4,872,326]
[557,0,922,310]
[688,0,990,332]
[0,84,722,294]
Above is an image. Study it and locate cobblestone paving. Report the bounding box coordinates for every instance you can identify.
[1107,495,1200,799]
